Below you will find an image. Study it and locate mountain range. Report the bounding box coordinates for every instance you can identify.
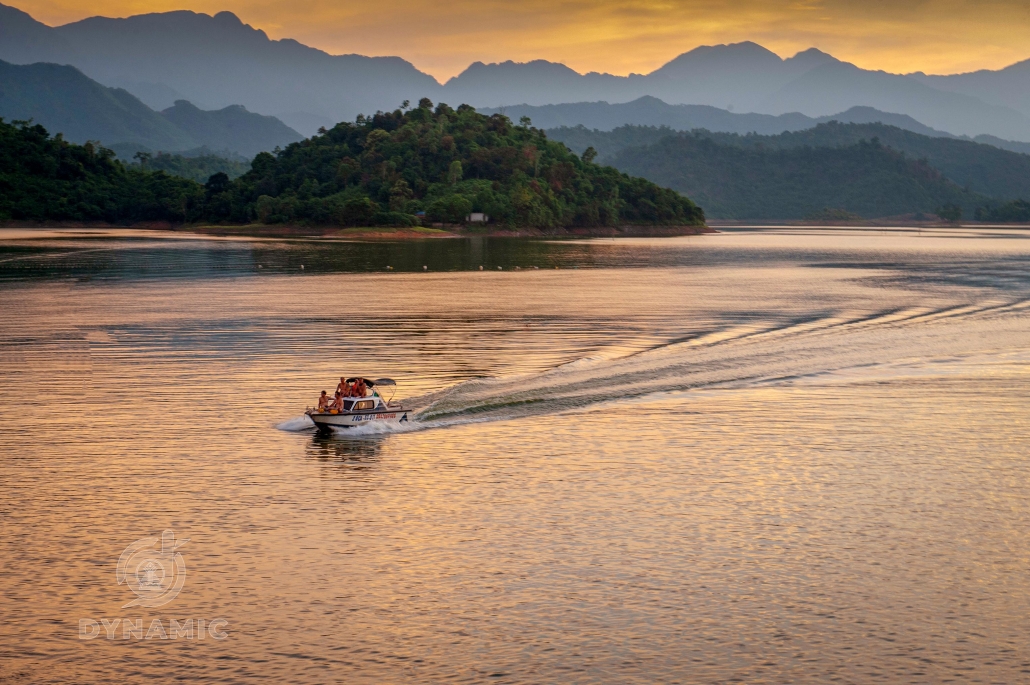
[607,134,983,221]
[484,98,952,137]
[549,122,1027,220]
[551,122,1030,203]
[0,60,302,157]
[488,98,1030,155]
[2,2,1030,141]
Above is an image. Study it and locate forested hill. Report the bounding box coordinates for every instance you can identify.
[550,121,1030,202]
[712,122,1030,200]
[203,99,704,228]
[132,151,251,183]
[0,104,705,229]
[0,119,201,222]
[609,135,987,220]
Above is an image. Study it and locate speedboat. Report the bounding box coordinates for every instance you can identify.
[306,378,410,432]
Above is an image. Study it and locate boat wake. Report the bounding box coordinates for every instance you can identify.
[278,296,1030,436]
[408,297,1030,428]
[277,415,316,432]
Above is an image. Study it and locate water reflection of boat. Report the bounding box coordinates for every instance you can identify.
[308,433,384,463]
[306,378,409,432]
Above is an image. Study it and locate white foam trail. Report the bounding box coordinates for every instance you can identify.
[279,298,1030,437]
[327,420,424,437]
[276,415,315,431]
[410,298,1030,426]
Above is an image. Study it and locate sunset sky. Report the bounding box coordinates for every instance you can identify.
[13,0,1030,81]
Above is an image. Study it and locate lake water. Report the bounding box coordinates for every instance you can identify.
[1,227,1029,683]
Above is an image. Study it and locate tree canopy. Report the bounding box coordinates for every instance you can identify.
[201,100,704,228]
[975,199,1030,223]
[551,121,1030,217]
[604,133,991,220]
[132,150,251,184]
[0,118,202,222]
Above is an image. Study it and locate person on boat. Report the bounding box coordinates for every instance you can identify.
[353,379,366,397]
[317,390,329,411]
[330,391,344,411]
[336,377,349,396]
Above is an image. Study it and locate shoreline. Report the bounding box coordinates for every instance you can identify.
[0,222,716,240]
[708,218,1030,229]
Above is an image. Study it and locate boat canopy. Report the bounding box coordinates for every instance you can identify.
[344,377,396,387]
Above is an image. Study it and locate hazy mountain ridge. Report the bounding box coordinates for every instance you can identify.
[608,135,987,220]
[2,2,1030,140]
[0,60,195,151]
[760,61,1030,141]
[910,59,1030,125]
[161,100,302,157]
[485,97,956,137]
[550,121,1030,202]
[0,59,301,158]
[451,43,1030,139]
[0,3,438,132]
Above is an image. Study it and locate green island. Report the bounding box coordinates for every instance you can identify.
[0,99,708,236]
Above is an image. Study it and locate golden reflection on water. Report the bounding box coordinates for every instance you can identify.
[1,229,1029,682]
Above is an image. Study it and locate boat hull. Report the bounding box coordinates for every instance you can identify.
[307,407,410,431]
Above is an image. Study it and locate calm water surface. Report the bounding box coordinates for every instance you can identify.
[1,228,1029,683]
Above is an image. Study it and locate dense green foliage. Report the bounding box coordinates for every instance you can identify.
[975,199,1030,222]
[551,125,677,162]
[132,150,251,183]
[0,107,704,228]
[609,133,986,220]
[0,119,202,222]
[202,100,704,228]
[551,122,1030,203]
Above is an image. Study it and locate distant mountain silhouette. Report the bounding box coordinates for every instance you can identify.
[760,61,1030,141]
[0,3,439,127]
[0,59,301,157]
[0,3,72,64]
[971,134,1030,155]
[0,60,195,150]
[441,43,839,111]
[447,43,1030,139]
[551,121,1030,202]
[161,100,302,157]
[911,59,1030,126]
[481,97,957,138]
[2,2,1030,140]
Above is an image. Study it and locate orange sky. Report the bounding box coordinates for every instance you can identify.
[13,0,1030,81]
